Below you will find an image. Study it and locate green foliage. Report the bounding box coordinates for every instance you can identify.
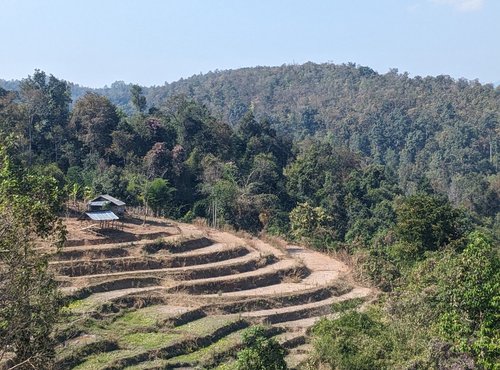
[65,166,84,187]
[312,312,393,370]
[146,178,175,217]
[285,142,358,206]
[371,231,500,369]
[235,326,287,370]
[395,194,469,256]
[344,165,399,244]
[19,69,71,165]
[289,202,336,249]
[359,194,472,291]
[69,92,120,157]
[288,162,401,249]
[433,232,500,368]
[130,84,147,113]
[92,165,128,199]
[312,297,484,369]
[358,247,401,292]
[331,297,365,313]
[0,147,66,369]
[264,210,290,236]
[198,153,281,232]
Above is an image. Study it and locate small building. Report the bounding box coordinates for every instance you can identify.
[85,210,120,229]
[88,194,126,215]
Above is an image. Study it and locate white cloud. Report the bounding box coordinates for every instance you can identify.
[430,0,484,11]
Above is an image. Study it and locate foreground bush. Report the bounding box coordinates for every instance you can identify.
[235,326,287,370]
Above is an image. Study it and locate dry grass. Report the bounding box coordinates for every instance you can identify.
[282,267,306,284]
[330,248,356,269]
[258,233,290,255]
[192,217,208,228]
[54,213,374,369]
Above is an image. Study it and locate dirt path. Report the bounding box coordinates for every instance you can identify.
[65,251,263,283]
[241,286,371,319]
[194,240,353,298]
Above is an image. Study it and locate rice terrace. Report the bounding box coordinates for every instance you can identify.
[45,209,372,369]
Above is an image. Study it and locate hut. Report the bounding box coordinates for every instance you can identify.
[85,210,121,229]
[88,194,126,215]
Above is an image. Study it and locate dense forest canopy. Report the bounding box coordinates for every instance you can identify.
[0,63,498,368]
[3,62,498,226]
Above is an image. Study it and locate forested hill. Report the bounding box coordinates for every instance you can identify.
[3,62,500,128]
[141,63,500,185]
[4,62,500,137]
[75,63,500,205]
[151,63,500,206]
[1,63,499,211]
[146,62,500,128]
[75,64,500,138]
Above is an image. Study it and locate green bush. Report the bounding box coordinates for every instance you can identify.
[311,311,393,370]
[235,326,287,370]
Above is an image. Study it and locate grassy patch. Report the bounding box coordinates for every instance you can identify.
[64,298,98,314]
[118,317,244,369]
[73,349,137,370]
[100,306,188,336]
[175,315,237,336]
[104,316,239,358]
[121,332,180,350]
[123,358,169,370]
[213,360,237,370]
[66,299,86,310]
[331,297,365,313]
[166,328,244,365]
[110,309,158,330]
[123,330,244,370]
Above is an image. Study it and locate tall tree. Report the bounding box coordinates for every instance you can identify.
[0,147,66,369]
[145,178,175,217]
[19,70,71,164]
[130,84,147,113]
[395,194,468,256]
[69,92,120,158]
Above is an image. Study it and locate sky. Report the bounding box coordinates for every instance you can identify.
[0,0,498,87]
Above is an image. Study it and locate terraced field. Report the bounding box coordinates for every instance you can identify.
[51,216,372,369]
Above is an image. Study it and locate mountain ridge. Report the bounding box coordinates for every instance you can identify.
[2,62,499,122]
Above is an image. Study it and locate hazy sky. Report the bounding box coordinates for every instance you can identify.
[1,0,498,87]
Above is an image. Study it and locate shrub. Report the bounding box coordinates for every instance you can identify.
[235,326,287,370]
[311,312,392,370]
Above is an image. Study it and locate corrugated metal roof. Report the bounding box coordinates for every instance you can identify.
[89,201,109,207]
[89,194,126,206]
[86,211,119,221]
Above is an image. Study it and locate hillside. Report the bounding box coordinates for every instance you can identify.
[1,64,499,369]
[48,214,371,369]
[4,62,500,128]
[144,64,500,204]
[144,63,499,127]
[2,63,498,207]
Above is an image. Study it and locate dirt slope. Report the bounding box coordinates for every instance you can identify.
[53,216,373,369]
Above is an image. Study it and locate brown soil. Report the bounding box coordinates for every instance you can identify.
[48,216,180,252]
[55,214,374,369]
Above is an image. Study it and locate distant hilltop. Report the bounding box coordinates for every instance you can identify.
[1,62,499,125]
